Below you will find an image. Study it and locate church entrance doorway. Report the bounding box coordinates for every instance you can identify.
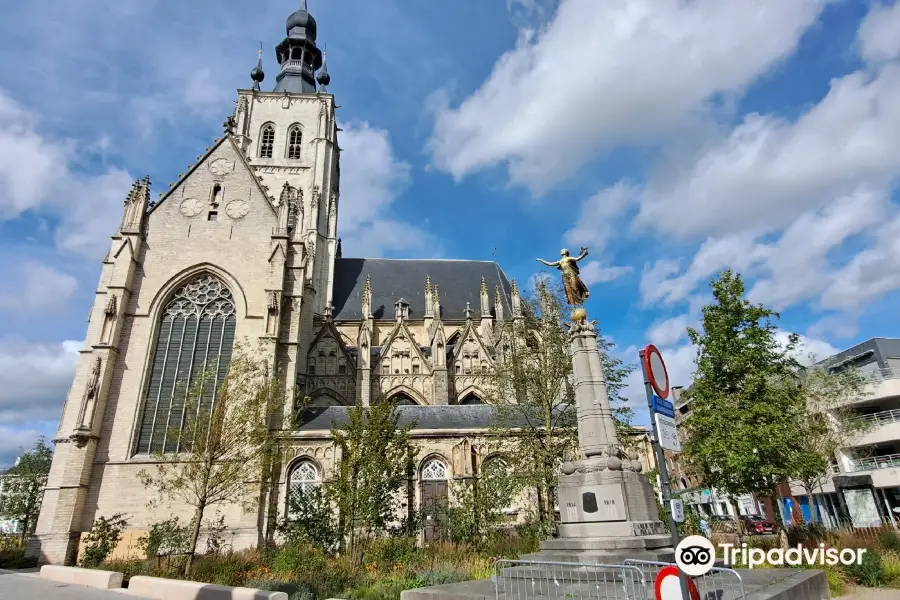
[420,458,449,542]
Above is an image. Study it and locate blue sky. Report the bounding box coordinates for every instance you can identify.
[1,0,900,466]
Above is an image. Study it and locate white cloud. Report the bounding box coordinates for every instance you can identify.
[337,122,435,257]
[429,0,827,193]
[0,90,132,259]
[859,1,900,63]
[634,63,900,239]
[0,339,81,424]
[0,262,78,315]
[579,261,632,285]
[564,183,637,254]
[776,331,840,366]
[648,314,694,347]
[640,188,896,311]
[0,424,55,469]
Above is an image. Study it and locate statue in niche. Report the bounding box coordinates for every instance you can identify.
[100,294,118,344]
[536,247,590,306]
[266,291,281,336]
[78,357,102,430]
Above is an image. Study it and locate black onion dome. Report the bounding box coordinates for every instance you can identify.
[286,9,317,41]
[316,68,330,87]
[251,65,265,83]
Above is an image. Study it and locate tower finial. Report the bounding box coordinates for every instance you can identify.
[250,42,265,90]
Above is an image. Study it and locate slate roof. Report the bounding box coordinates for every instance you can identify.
[295,405,567,432]
[331,258,513,322]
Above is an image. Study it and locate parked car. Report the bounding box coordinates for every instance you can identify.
[739,514,777,535]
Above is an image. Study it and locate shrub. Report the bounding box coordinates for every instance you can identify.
[0,548,37,569]
[138,516,191,559]
[345,575,425,600]
[824,563,847,597]
[881,551,900,585]
[786,522,835,547]
[272,542,326,575]
[81,513,129,568]
[189,550,258,586]
[365,536,424,571]
[416,569,468,586]
[246,579,316,600]
[878,531,900,553]
[843,547,886,587]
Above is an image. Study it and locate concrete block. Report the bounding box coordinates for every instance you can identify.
[127,576,288,600]
[39,565,124,589]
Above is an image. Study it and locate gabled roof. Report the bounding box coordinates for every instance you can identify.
[147,135,276,217]
[332,258,513,322]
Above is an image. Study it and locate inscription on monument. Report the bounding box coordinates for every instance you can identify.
[559,484,626,522]
[632,521,666,536]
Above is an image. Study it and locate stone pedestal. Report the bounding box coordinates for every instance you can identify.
[521,317,674,564]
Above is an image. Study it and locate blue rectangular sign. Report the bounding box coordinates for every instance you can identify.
[651,395,675,418]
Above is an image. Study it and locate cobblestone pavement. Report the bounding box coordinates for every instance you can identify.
[0,568,138,599]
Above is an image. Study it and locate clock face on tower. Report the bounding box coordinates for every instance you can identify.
[180,197,203,218]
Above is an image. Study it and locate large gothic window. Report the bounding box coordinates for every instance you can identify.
[287,459,321,517]
[135,275,237,454]
[259,124,275,158]
[286,125,302,159]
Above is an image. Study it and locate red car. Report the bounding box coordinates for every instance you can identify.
[739,514,777,535]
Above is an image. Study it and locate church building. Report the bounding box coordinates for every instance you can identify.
[30,3,530,564]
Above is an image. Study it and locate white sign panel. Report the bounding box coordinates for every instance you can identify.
[655,413,682,453]
[670,499,685,523]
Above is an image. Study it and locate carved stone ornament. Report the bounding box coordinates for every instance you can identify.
[267,290,281,314]
[209,158,234,176]
[180,197,203,217]
[104,294,118,316]
[225,200,250,219]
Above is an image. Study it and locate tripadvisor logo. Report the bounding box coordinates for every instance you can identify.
[675,536,867,575]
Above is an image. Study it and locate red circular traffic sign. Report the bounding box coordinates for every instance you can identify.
[654,566,700,600]
[643,344,670,400]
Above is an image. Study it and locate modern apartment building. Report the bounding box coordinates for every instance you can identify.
[789,337,900,527]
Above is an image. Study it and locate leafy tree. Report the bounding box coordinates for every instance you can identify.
[137,516,191,559]
[0,437,52,543]
[81,513,129,568]
[447,457,518,546]
[789,362,871,521]
[489,280,635,532]
[278,485,339,552]
[682,269,805,526]
[325,402,416,566]
[137,346,281,575]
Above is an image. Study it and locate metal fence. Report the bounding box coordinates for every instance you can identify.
[493,559,648,600]
[623,559,746,600]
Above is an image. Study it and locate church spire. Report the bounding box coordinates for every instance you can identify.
[274,0,324,93]
[250,44,265,91]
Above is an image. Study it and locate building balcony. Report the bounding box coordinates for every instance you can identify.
[862,368,900,402]
[847,453,900,472]
[847,408,900,447]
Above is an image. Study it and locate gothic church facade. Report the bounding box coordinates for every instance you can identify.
[30,4,529,564]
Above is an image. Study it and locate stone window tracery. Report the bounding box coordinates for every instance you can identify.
[421,458,448,481]
[135,274,236,454]
[287,125,303,159]
[259,124,275,158]
[287,459,321,517]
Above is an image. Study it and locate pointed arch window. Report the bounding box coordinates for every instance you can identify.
[259,124,275,158]
[135,274,237,454]
[421,459,448,481]
[287,125,302,159]
[287,459,321,518]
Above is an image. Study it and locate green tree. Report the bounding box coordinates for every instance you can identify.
[137,346,280,575]
[278,485,339,552]
[448,456,518,545]
[0,437,53,543]
[81,513,129,568]
[490,280,634,532]
[789,361,871,521]
[325,402,416,566]
[682,269,804,526]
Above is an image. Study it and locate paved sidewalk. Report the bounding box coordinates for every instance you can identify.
[836,588,900,599]
[0,568,139,599]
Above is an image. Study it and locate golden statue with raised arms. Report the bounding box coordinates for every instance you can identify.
[537,247,590,306]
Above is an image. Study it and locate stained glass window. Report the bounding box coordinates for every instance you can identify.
[259,124,275,158]
[134,274,236,454]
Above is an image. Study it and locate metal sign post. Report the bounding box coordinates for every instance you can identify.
[641,344,689,600]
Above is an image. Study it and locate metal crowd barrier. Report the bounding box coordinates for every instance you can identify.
[493,559,648,600]
[623,559,747,599]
